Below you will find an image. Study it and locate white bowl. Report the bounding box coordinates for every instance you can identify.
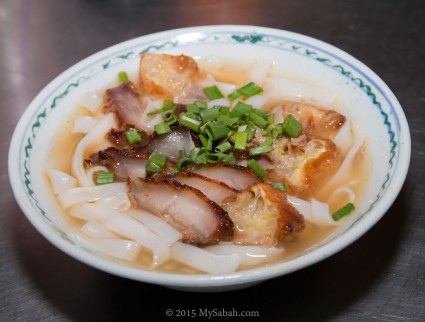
[8,25,410,292]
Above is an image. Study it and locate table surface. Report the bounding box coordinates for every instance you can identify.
[1,0,424,321]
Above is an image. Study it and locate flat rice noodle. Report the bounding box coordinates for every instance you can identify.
[248,56,272,86]
[205,243,283,266]
[170,242,241,275]
[333,121,354,154]
[79,92,102,114]
[287,195,337,226]
[57,182,127,209]
[80,219,119,239]
[89,238,141,262]
[71,203,170,268]
[72,113,117,186]
[72,116,98,134]
[129,209,182,246]
[47,169,77,195]
[96,192,132,212]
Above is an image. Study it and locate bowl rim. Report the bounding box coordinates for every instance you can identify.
[8,25,411,288]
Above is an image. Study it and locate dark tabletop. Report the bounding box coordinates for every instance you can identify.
[1,0,424,321]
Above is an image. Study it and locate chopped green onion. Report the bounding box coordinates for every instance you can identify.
[248,112,269,129]
[190,147,202,162]
[200,107,220,122]
[203,121,229,141]
[148,151,168,168]
[249,145,273,156]
[282,114,302,138]
[194,101,208,109]
[267,113,275,125]
[147,99,176,116]
[227,90,242,101]
[124,128,142,144]
[223,152,237,164]
[251,108,268,118]
[118,71,128,83]
[247,159,268,178]
[261,136,273,146]
[203,85,224,100]
[154,122,171,135]
[239,82,263,97]
[163,112,177,125]
[215,141,232,153]
[96,171,115,185]
[177,150,193,169]
[146,151,168,175]
[179,113,202,132]
[332,203,355,221]
[234,131,248,150]
[186,104,201,114]
[199,134,213,151]
[246,124,256,142]
[230,102,252,118]
[272,123,284,138]
[269,181,287,192]
[206,151,227,163]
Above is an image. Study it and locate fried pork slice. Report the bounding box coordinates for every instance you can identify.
[267,136,340,196]
[130,178,234,245]
[103,81,144,129]
[184,163,260,190]
[139,53,206,104]
[222,183,305,247]
[270,101,346,139]
[85,147,150,180]
[172,172,238,204]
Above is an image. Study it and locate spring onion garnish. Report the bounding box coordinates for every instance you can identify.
[96,171,115,185]
[118,71,128,83]
[230,102,252,118]
[282,114,302,138]
[269,181,287,192]
[147,99,177,116]
[227,90,242,101]
[146,151,168,174]
[332,203,355,221]
[203,85,224,100]
[179,113,202,132]
[177,150,193,169]
[249,145,273,156]
[200,107,220,122]
[215,141,232,153]
[124,128,142,144]
[247,159,268,178]
[163,112,177,125]
[199,134,213,151]
[203,121,229,141]
[154,122,171,135]
[248,112,269,129]
[239,82,263,97]
[234,131,248,150]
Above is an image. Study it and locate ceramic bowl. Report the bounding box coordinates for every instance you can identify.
[8,25,410,292]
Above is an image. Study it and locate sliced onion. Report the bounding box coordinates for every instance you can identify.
[129,210,182,246]
[79,92,102,114]
[72,116,97,134]
[249,56,273,86]
[205,243,283,266]
[72,113,116,186]
[46,169,76,195]
[170,242,241,275]
[57,182,127,209]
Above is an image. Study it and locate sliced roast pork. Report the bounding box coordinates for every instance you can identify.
[104,81,144,129]
[172,172,237,204]
[130,178,234,245]
[183,163,260,190]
